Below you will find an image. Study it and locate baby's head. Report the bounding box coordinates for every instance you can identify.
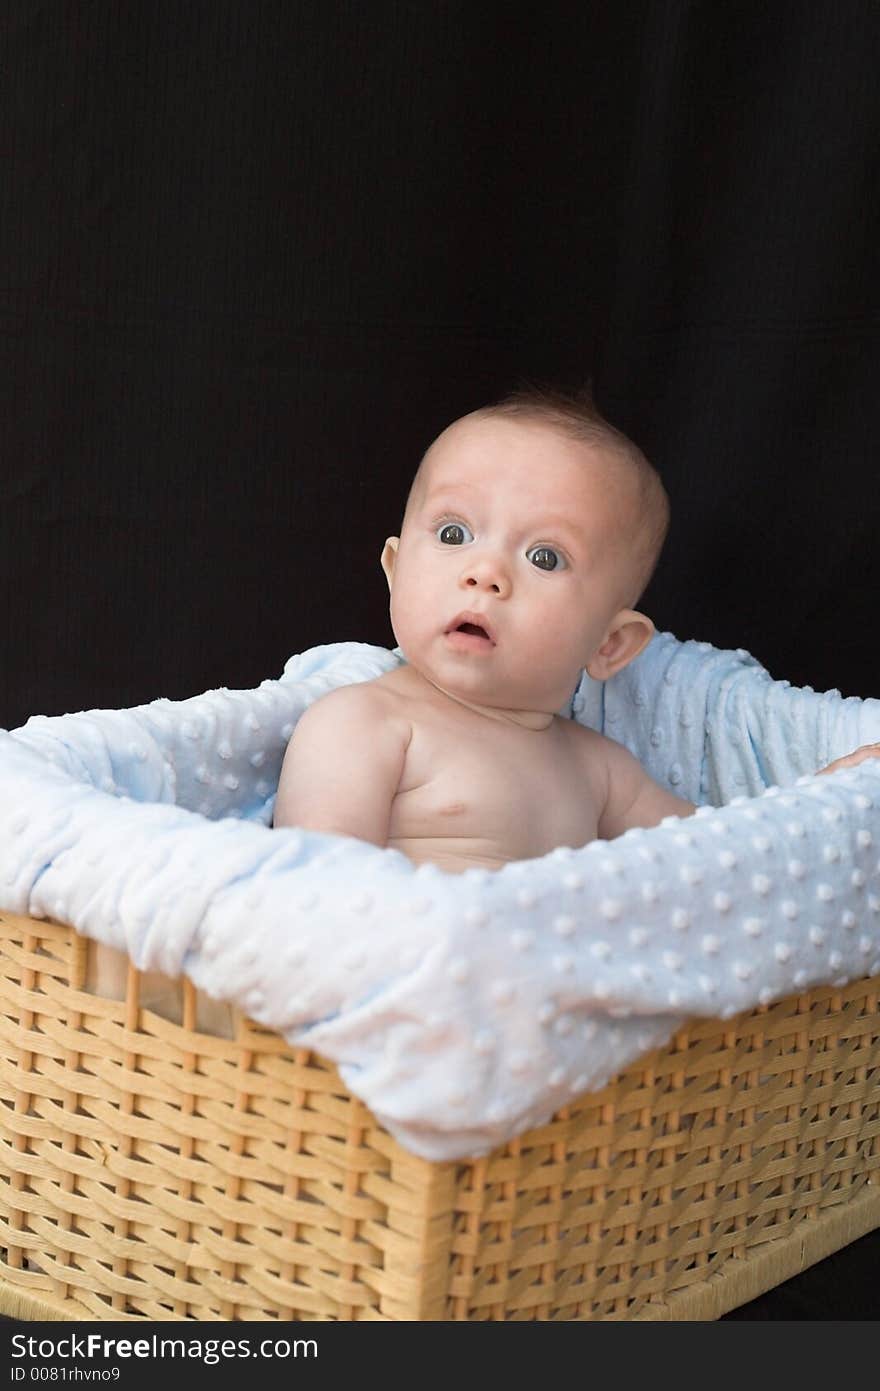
[381,387,670,714]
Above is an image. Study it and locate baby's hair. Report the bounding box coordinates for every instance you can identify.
[473,383,670,602]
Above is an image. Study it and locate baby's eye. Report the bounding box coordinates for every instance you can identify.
[436,521,474,545]
[527,545,566,572]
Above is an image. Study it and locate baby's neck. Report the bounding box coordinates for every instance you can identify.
[398,663,554,730]
[431,681,554,730]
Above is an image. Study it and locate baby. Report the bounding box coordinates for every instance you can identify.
[274,388,879,870]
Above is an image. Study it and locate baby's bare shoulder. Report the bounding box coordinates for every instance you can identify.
[557,717,617,758]
[294,676,411,743]
[557,718,641,790]
[275,675,412,836]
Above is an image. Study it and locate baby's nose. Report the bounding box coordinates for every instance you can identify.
[460,554,511,597]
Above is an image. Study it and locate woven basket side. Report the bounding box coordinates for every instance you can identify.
[0,913,452,1321]
[2,912,879,1321]
[443,979,880,1319]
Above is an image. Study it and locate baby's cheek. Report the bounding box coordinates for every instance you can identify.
[531,605,584,652]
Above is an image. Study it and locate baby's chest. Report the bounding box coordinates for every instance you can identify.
[392,722,601,849]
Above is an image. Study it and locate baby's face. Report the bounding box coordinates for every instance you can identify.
[382,415,647,712]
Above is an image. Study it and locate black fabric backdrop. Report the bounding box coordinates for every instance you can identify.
[2,0,878,730]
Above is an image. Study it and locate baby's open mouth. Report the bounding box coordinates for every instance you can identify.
[445,613,496,648]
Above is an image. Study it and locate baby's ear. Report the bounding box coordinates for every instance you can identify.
[380,537,400,589]
[586,610,654,681]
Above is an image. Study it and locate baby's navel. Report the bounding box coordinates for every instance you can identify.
[439,802,467,817]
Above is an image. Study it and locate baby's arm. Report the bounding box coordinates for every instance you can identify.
[817,744,880,776]
[273,684,410,846]
[597,737,880,841]
[597,735,696,840]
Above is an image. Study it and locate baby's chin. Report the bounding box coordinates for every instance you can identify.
[421,662,565,716]
[396,635,577,709]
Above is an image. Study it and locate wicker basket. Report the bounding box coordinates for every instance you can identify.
[1,909,878,1322]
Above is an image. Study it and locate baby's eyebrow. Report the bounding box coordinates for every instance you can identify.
[421,492,586,549]
[529,515,585,549]
[421,483,478,507]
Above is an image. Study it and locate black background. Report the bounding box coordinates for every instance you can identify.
[3,1,878,729]
[1,0,878,1318]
